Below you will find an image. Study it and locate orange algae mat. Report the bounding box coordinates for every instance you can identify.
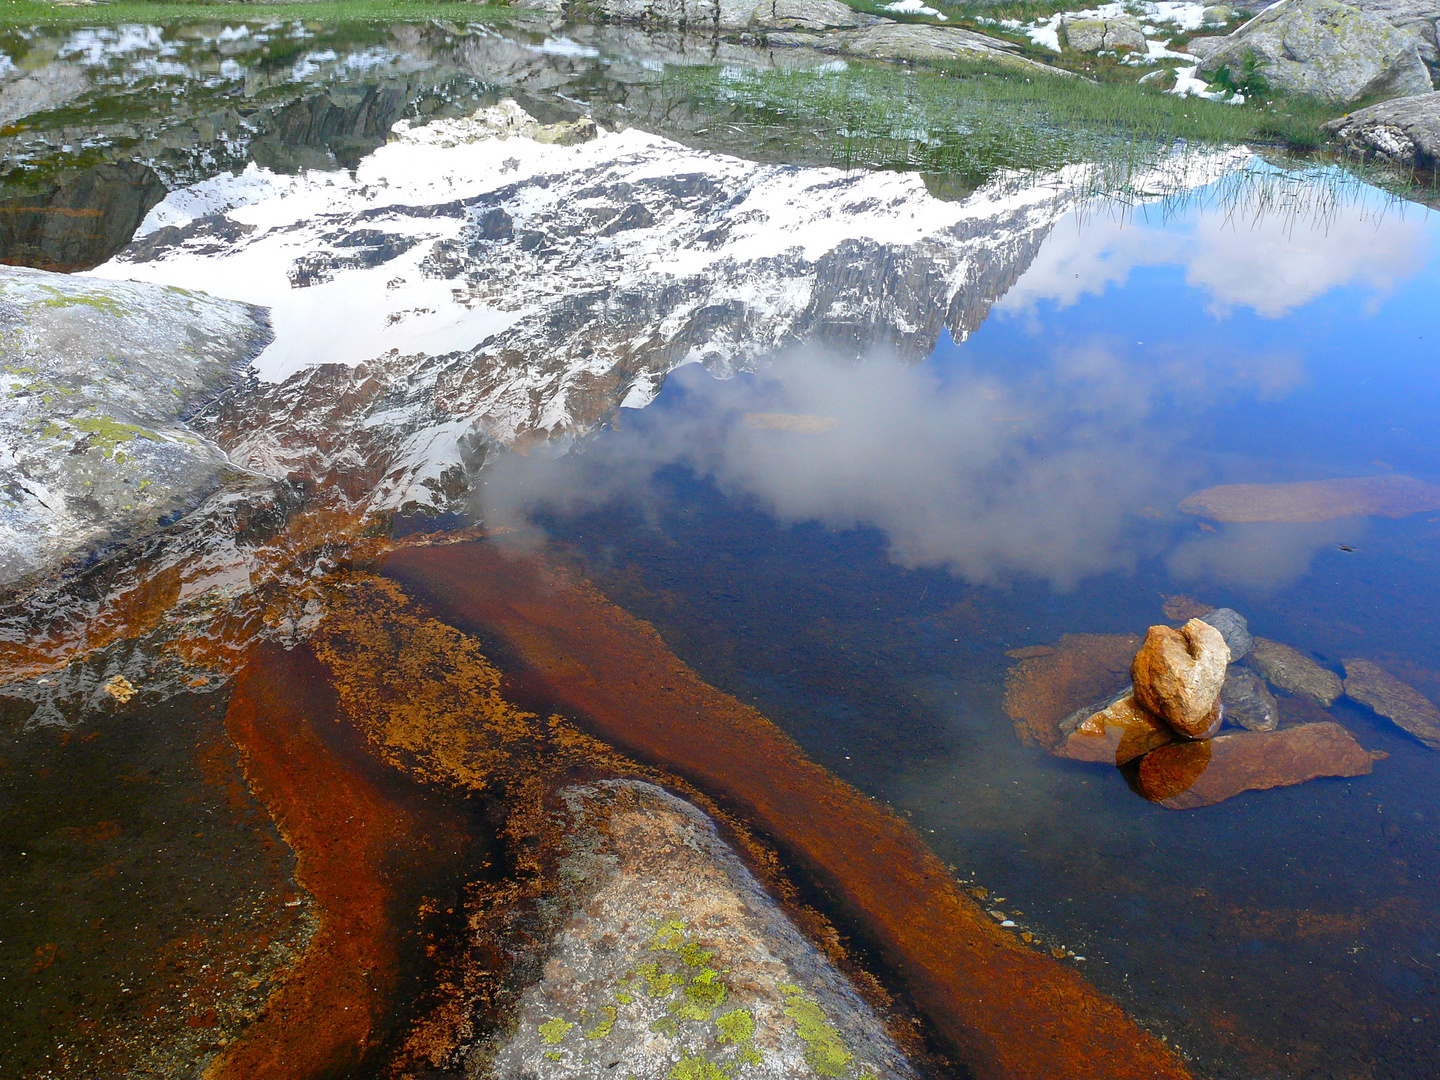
[212,643,466,1080]
[383,540,1192,1080]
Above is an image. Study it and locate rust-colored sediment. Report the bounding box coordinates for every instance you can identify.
[384,541,1192,1080]
[210,643,415,1080]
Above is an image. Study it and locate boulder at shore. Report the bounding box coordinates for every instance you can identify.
[1198,0,1432,104]
[1131,619,1231,737]
[1247,638,1343,706]
[1342,659,1440,749]
[1064,16,1147,52]
[1136,722,1374,808]
[483,779,916,1079]
[0,267,271,586]
[1324,91,1440,169]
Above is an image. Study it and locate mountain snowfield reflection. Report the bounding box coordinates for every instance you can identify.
[90,102,1249,518]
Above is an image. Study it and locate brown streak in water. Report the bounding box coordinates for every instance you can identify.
[210,642,407,1080]
[383,540,1192,1080]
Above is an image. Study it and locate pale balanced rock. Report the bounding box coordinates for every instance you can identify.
[1131,619,1231,738]
[1220,667,1280,731]
[1324,91,1440,170]
[1064,15,1148,52]
[1136,722,1375,809]
[1055,689,1178,765]
[1199,607,1253,662]
[481,779,916,1079]
[1342,659,1440,749]
[1246,638,1343,706]
[1197,0,1433,104]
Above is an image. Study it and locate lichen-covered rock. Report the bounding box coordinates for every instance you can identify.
[1324,91,1440,169]
[1220,666,1279,731]
[1342,658,1440,748]
[767,23,1061,73]
[0,266,271,585]
[1064,16,1147,52]
[1054,688,1177,764]
[1198,0,1433,103]
[1200,606,1253,661]
[1247,638,1343,706]
[550,0,878,29]
[482,779,915,1079]
[1131,619,1231,737]
[1136,722,1374,808]
[1354,0,1440,66]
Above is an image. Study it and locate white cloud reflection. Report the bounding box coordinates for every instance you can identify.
[480,349,1227,588]
[998,192,1428,319]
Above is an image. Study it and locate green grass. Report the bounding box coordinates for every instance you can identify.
[0,0,509,26]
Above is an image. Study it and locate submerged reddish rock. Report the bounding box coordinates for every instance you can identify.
[1136,722,1374,809]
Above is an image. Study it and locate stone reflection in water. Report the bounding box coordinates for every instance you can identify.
[0,161,167,272]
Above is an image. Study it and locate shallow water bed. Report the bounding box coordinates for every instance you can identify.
[476,176,1440,1078]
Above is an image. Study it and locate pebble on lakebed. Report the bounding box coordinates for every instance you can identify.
[1006,605,1395,809]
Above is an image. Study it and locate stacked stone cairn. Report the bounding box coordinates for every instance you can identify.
[1049,607,1439,808]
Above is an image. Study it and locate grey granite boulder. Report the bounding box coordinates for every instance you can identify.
[1354,0,1440,67]
[0,267,271,585]
[1200,607,1253,661]
[1199,0,1433,102]
[1323,90,1440,166]
[547,0,877,29]
[1065,16,1148,52]
[481,779,916,1079]
[767,23,1065,74]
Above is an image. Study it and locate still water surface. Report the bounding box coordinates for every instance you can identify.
[478,178,1440,1078]
[4,14,1440,1077]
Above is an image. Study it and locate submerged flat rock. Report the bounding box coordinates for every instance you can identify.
[1247,638,1343,706]
[1343,658,1440,749]
[1136,722,1374,809]
[1177,475,1440,522]
[0,267,271,585]
[484,779,916,1079]
[1004,633,1143,750]
[1055,689,1176,764]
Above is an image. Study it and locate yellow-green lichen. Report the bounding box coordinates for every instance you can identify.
[781,989,854,1078]
[544,1051,562,1062]
[37,286,128,319]
[538,1018,574,1044]
[583,1006,616,1040]
[669,1055,732,1080]
[649,1015,679,1037]
[72,416,161,457]
[716,1009,754,1045]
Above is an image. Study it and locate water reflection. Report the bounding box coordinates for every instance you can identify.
[1000,169,1429,318]
[482,174,1439,597]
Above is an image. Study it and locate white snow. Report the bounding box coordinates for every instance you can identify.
[882,0,949,20]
